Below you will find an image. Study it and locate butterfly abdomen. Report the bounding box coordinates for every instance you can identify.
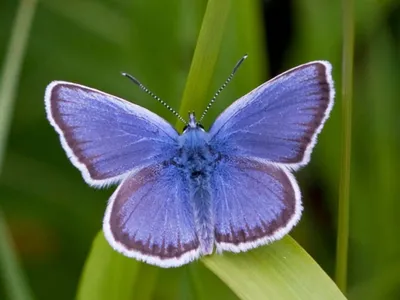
[183,151,214,255]
[191,183,214,255]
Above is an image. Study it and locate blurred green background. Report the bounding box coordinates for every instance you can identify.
[1,0,399,299]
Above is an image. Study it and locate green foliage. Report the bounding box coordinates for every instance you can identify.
[0,0,37,299]
[336,0,354,292]
[203,237,345,300]
[77,232,240,300]
[178,0,231,129]
[0,0,399,299]
[78,233,345,300]
[0,211,34,300]
[76,232,139,300]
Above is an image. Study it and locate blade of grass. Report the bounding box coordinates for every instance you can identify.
[131,264,159,300]
[203,237,346,300]
[177,0,231,129]
[188,263,239,300]
[76,232,140,300]
[0,0,38,172]
[0,211,34,300]
[0,0,38,299]
[335,0,354,293]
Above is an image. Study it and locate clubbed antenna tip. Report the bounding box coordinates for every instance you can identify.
[199,54,248,123]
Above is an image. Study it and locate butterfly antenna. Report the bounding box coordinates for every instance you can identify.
[198,54,248,123]
[122,72,187,125]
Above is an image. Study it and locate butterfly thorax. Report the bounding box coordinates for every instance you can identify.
[178,127,216,177]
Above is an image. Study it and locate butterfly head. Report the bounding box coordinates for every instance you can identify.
[182,112,205,133]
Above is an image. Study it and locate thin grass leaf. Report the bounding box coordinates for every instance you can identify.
[188,263,239,300]
[0,211,34,300]
[131,264,160,300]
[0,0,38,299]
[178,0,231,130]
[335,0,354,293]
[76,232,140,300]
[0,0,38,172]
[202,237,346,300]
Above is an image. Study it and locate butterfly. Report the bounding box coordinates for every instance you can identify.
[45,58,334,268]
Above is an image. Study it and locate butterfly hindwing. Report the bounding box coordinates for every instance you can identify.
[209,61,334,169]
[103,163,201,267]
[210,158,302,252]
[45,81,179,187]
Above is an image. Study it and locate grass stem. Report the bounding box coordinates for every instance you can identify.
[0,0,38,173]
[177,0,231,129]
[335,0,354,293]
[0,0,38,299]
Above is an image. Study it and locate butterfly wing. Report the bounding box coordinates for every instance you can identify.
[103,163,200,267]
[211,158,301,252]
[209,61,334,170]
[45,81,179,187]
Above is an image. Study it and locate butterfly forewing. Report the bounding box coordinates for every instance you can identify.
[45,81,179,187]
[209,61,334,170]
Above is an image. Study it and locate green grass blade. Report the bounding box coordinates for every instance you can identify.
[0,0,38,299]
[188,264,239,300]
[131,264,160,300]
[203,237,346,300]
[0,0,38,172]
[178,0,231,129]
[76,232,140,300]
[335,0,354,293]
[0,211,34,300]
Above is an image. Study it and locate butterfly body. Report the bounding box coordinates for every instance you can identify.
[45,61,335,267]
[176,117,217,255]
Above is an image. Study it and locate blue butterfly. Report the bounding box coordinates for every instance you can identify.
[45,57,334,268]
